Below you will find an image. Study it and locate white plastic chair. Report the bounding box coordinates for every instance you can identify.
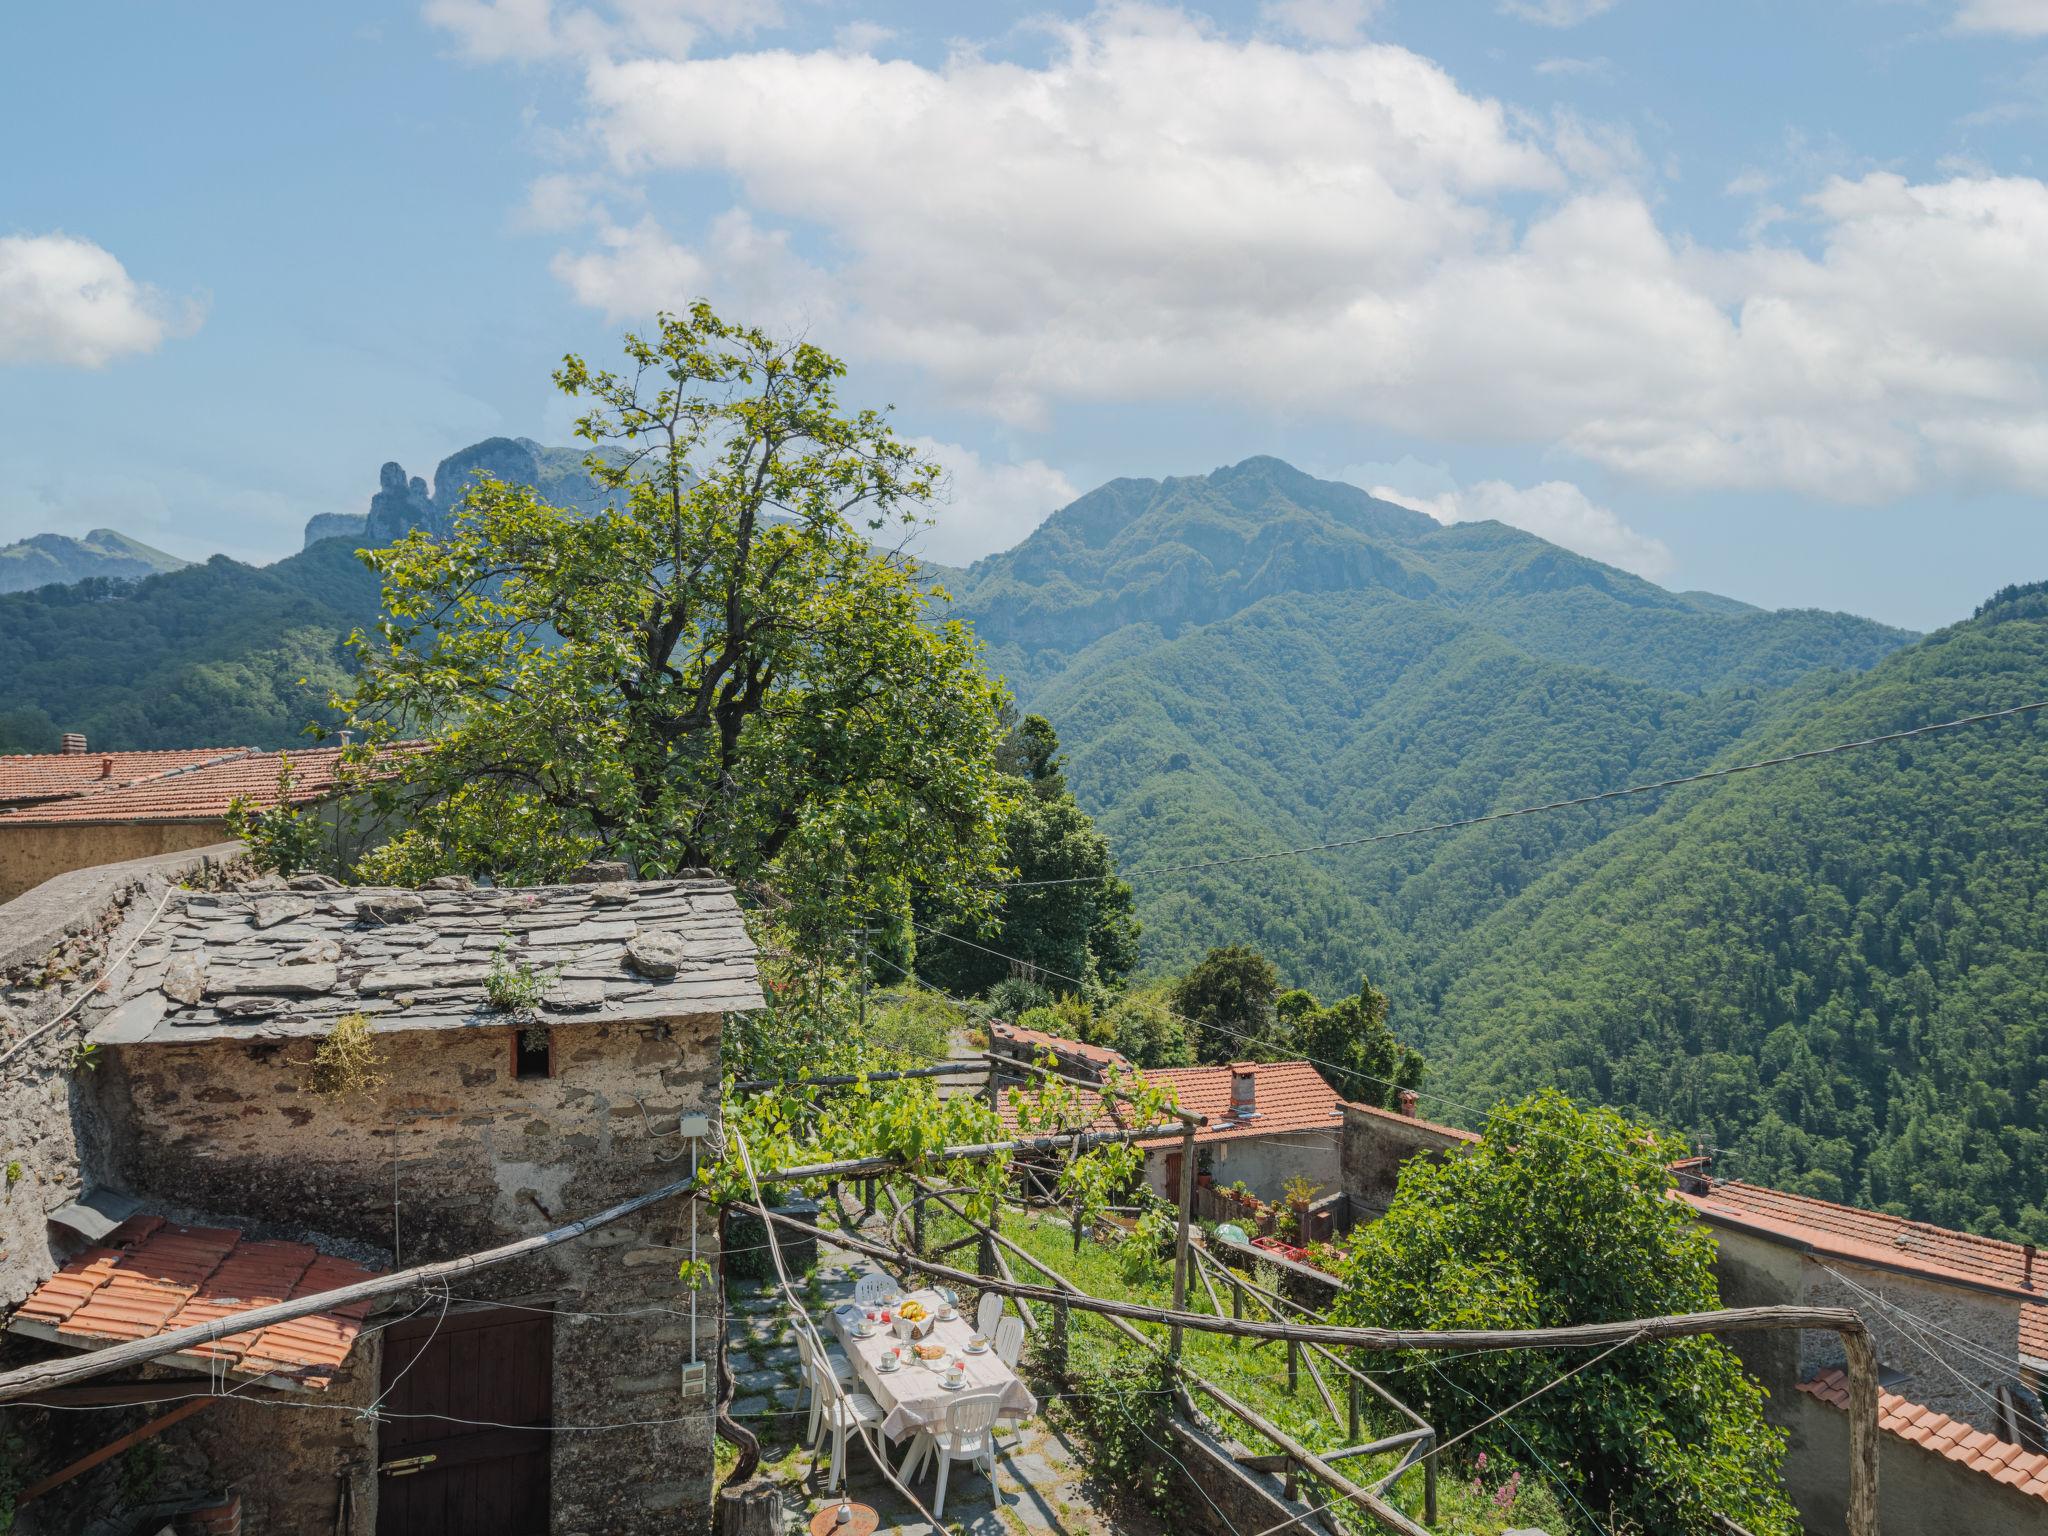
[799,1332,884,1491]
[993,1314,1026,1369]
[976,1290,1004,1337]
[855,1271,900,1308]
[920,1388,1005,1520]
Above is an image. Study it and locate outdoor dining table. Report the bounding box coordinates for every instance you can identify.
[825,1287,1038,1446]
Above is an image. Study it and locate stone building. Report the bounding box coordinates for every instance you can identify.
[0,846,758,1535]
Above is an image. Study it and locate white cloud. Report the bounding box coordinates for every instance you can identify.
[1259,0,1381,44]
[0,233,199,368]
[1372,477,1674,580]
[906,439,1079,566]
[1951,0,2048,37]
[1499,0,1621,26]
[511,7,2048,505]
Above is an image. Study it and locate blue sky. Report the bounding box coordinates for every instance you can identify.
[4,0,2047,630]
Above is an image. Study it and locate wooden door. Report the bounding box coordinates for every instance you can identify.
[376,1305,552,1536]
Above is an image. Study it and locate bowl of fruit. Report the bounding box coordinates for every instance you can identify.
[894,1298,935,1340]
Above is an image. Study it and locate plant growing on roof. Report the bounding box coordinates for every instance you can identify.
[335,303,1012,962]
[486,937,559,1016]
[309,1011,386,1097]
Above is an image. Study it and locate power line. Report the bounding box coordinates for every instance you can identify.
[998,699,2048,888]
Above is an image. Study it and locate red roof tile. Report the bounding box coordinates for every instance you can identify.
[6,1218,380,1391]
[997,1059,1344,1145]
[0,748,255,807]
[0,743,422,825]
[1799,1369,2048,1501]
[2023,1303,2048,1367]
[1678,1180,2046,1305]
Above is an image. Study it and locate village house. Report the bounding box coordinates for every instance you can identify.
[1336,1096,2048,1534]
[0,738,406,904]
[0,842,759,1535]
[996,1045,1345,1208]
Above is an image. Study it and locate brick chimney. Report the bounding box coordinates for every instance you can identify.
[1396,1088,1419,1117]
[59,732,87,755]
[99,755,115,779]
[1230,1063,1259,1120]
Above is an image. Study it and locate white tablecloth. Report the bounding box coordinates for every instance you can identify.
[826,1294,1038,1443]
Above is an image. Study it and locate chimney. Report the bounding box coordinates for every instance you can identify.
[1230,1063,1259,1120]
[1396,1088,1419,1118]
[59,732,87,755]
[98,756,114,780]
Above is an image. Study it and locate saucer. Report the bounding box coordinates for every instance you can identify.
[940,1374,968,1390]
[964,1339,990,1355]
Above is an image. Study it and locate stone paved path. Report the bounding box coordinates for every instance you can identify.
[725,1236,1154,1536]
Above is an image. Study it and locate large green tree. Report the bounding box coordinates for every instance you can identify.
[341,304,1011,940]
[918,712,1138,996]
[1331,1091,1796,1536]
[1276,976,1422,1107]
[1171,944,1279,1063]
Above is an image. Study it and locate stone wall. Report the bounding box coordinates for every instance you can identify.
[0,842,244,1309]
[94,1011,724,1535]
[1706,1223,2021,1420]
[1338,1102,1477,1225]
[0,820,236,905]
[1781,1386,2045,1536]
[1145,1130,1340,1206]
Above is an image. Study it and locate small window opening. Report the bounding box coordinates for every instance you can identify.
[515,1026,553,1081]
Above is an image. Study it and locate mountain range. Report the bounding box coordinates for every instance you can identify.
[0,527,188,594]
[2,448,2041,1235]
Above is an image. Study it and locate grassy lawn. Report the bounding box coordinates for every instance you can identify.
[907,1204,1572,1536]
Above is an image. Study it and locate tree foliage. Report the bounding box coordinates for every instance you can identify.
[917,712,1138,996]
[1277,976,1422,1107]
[1171,944,1278,1063]
[1330,1091,1797,1536]
[340,305,1011,947]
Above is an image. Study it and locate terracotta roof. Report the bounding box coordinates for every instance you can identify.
[1679,1180,2046,1304]
[1798,1369,2048,1501]
[0,748,256,808]
[0,744,418,826]
[2025,1304,2048,1368]
[997,1059,1344,1146]
[87,873,763,1047]
[1340,1097,1482,1144]
[6,1214,379,1391]
[990,1021,1131,1070]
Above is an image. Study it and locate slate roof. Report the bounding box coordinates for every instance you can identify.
[88,874,763,1047]
[1679,1180,2046,1307]
[989,1021,1131,1071]
[8,1213,379,1391]
[0,744,412,825]
[1798,1369,2048,1502]
[996,1059,1344,1146]
[0,747,255,809]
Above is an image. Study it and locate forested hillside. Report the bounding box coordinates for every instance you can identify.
[0,540,377,751]
[1422,585,2048,1239]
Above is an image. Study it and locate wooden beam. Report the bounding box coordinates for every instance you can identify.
[19,1397,216,1503]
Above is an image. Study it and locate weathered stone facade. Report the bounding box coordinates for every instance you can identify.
[1336,1099,1478,1227]
[96,1014,725,1533]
